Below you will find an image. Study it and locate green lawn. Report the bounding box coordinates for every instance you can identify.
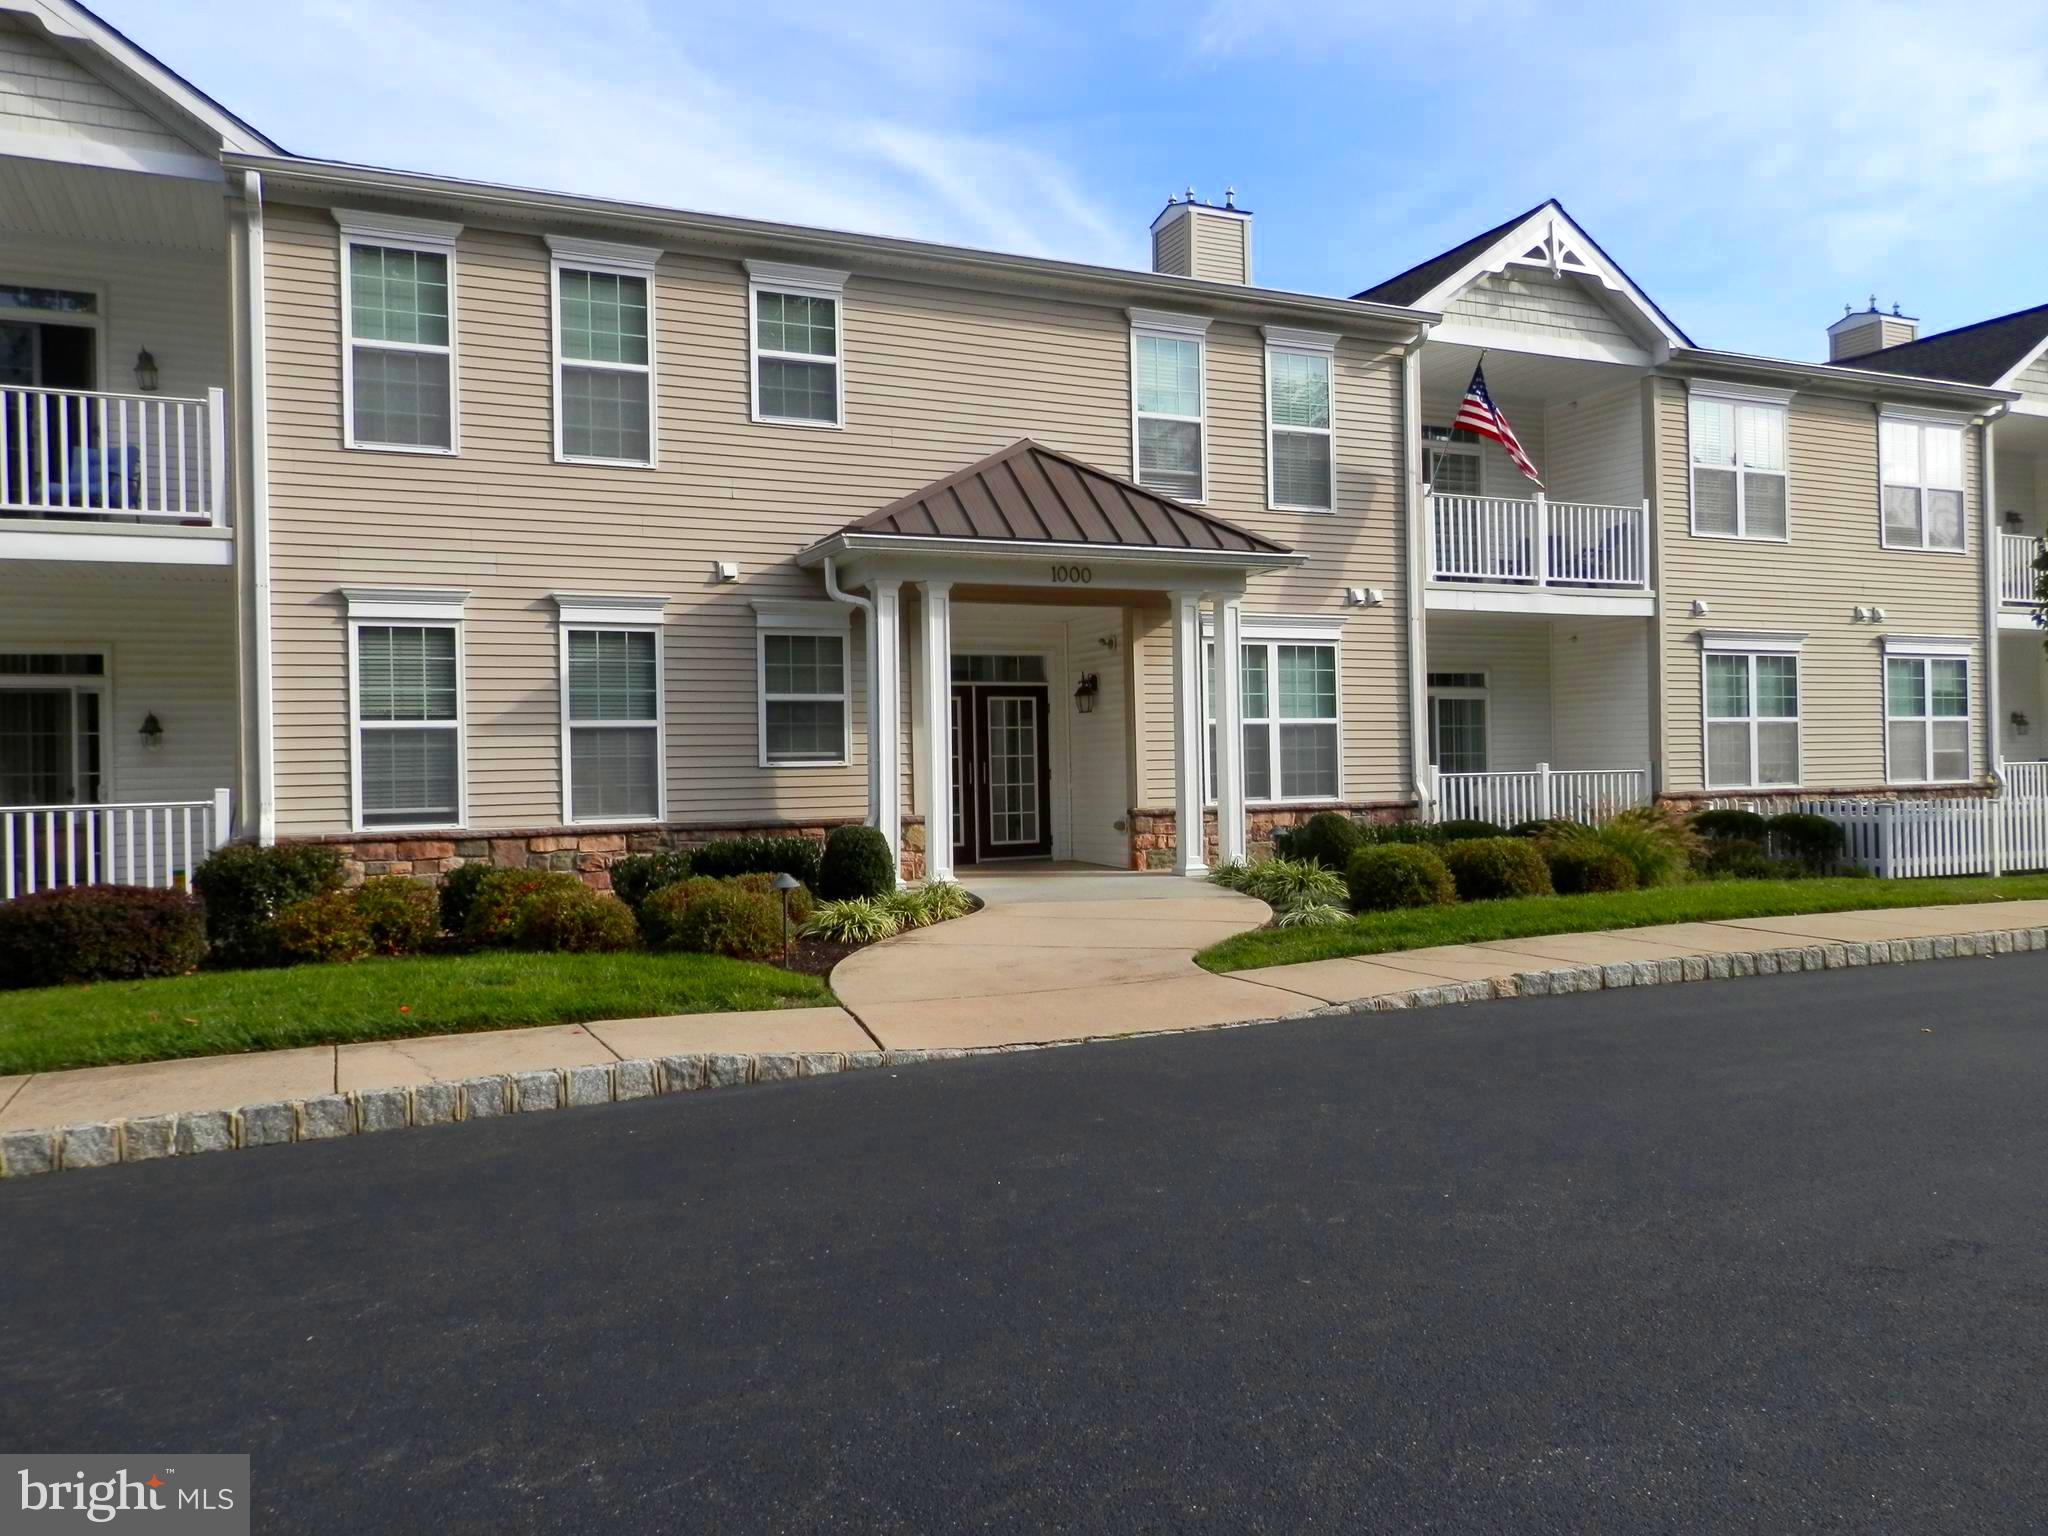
[0,951,834,1076]
[1197,875,2048,974]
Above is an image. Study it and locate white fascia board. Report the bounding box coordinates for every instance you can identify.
[1879,400,1979,427]
[1261,325,1340,353]
[1423,586,1655,618]
[1697,628,1806,653]
[1998,610,2041,629]
[343,586,471,622]
[1880,633,1974,656]
[334,208,463,247]
[0,527,233,566]
[1428,322,1650,369]
[1686,378,1797,407]
[545,234,662,272]
[752,598,852,631]
[744,259,848,295]
[551,592,669,626]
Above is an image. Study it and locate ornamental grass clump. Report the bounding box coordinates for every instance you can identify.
[1240,857,1349,915]
[804,897,902,945]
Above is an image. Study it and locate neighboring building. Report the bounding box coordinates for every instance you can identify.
[0,0,2025,901]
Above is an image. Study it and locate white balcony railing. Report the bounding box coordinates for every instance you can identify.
[2,790,231,900]
[1427,764,1649,826]
[1,385,227,525]
[1998,531,2041,607]
[1428,493,1651,591]
[2004,761,2048,800]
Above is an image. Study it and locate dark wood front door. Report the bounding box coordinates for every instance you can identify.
[951,683,1053,865]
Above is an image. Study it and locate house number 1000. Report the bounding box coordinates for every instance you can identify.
[1050,565,1093,585]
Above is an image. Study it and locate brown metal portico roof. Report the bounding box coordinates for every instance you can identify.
[823,439,1293,557]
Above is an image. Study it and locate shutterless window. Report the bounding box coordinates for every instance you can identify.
[1881,419,1965,551]
[1704,652,1799,789]
[1426,673,1488,774]
[557,267,651,463]
[762,632,845,764]
[356,625,460,827]
[1690,396,1786,539]
[1268,348,1332,510]
[1887,656,1969,783]
[567,629,659,819]
[1205,640,1338,802]
[346,242,453,450]
[753,289,839,425]
[1134,331,1204,500]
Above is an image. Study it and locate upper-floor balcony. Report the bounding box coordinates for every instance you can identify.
[1998,530,2041,611]
[1425,490,1653,614]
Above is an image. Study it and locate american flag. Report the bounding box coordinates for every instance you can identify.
[1452,364,1543,487]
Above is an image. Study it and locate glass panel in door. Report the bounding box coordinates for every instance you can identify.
[0,689,75,802]
[984,694,1041,848]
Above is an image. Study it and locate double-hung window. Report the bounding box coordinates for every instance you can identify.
[1701,636,1801,790]
[755,603,850,767]
[1689,386,1789,539]
[345,588,468,830]
[549,238,658,466]
[1880,413,1966,551]
[747,261,846,427]
[1205,627,1340,803]
[1130,309,1209,502]
[1426,672,1489,774]
[1885,643,1971,784]
[554,595,667,822]
[1423,425,1483,497]
[337,211,460,453]
[1265,327,1336,511]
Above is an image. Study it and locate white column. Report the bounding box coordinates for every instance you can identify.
[869,580,903,870]
[1211,592,1246,864]
[919,581,955,883]
[1170,588,1207,876]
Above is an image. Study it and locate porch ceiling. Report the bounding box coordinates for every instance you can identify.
[0,156,225,252]
[1421,341,1645,419]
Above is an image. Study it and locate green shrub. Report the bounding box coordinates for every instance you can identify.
[1441,836,1554,901]
[687,835,824,889]
[640,875,811,951]
[1692,807,1770,843]
[191,842,346,966]
[1435,818,1509,843]
[1700,838,1795,881]
[1241,857,1349,915]
[1355,820,1444,846]
[804,897,902,944]
[460,869,584,949]
[917,881,975,922]
[509,883,639,953]
[272,889,373,965]
[817,825,896,901]
[1767,812,1846,872]
[1544,844,1639,895]
[437,862,495,938]
[608,850,693,913]
[1509,819,1564,839]
[353,876,440,956]
[1345,844,1457,912]
[1544,806,1695,889]
[1291,811,1364,872]
[675,887,785,960]
[0,885,207,989]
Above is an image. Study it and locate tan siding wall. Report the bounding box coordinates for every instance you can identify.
[1150,216,1190,278]
[1426,615,1551,769]
[1189,210,1248,285]
[263,203,1411,837]
[2015,353,2048,403]
[1651,376,1987,794]
[1446,271,1634,347]
[1543,383,1643,507]
[1064,607,1128,865]
[1549,616,1651,771]
[0,15,195,157]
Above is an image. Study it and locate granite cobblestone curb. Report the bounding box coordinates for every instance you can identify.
[5,924,2046,1180]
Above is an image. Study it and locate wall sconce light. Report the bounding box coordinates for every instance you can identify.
[2013,710,2032,738]
[133,348,160,393]
[1073,673,1100,714]
[2006,511,2024,529]
[139,712,164,751]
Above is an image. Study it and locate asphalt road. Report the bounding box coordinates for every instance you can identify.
[6,956,2048,1533]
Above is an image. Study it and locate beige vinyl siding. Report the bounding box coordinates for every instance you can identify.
[1548,616,1651,771]
[1064,607,1128,865]
[1189,210,1248,284]
[1150,216,1191,279]
[1445,271,1638,349]
[1995,447,2043,534]
[1543,383,1644,507]
[2015,352,2048,403]
[0,15,197,158]
[263,203,1411,837]
[1426,615,1551,769]
[1651,375,1988,793]
[1997,633,2048,762]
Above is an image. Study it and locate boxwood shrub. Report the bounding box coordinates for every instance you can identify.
[817,825,895,901]
[608,850,693,914]
[273,889,373,965]
[639,874,812,952]
[675,887,785,960]
[509,883,639,953]
[1345,844,1457,912]
[436,861,495,939]
[459,869,585,949]
[687,835,823,889]
[1767,811,1846,872]
[191,842,346,966]
[0,885,207,989]
[1441,836,1554,901]
[1434,818,1510,843]
[1290,811,1364,872]
[1691,807,1769,843]
[1543,844,1639,895]
[353,876,441,956]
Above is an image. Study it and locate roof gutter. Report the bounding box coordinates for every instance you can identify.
[1664,346,2020,408]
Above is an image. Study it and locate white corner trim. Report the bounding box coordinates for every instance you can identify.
[1128,307,1212,337]
[545,233,662,272]
[343,586,471,622]
[1200,611,1345,643]
[752,598,852,632]
[1880,633,1974,657]
[1698,628,1806,653]
[744,259,848,294]
[1879,400,1978,428]
[551,592,669,626]
[1686,378,1796,407]
[1261,325,1339,353]
[333,208,462,247]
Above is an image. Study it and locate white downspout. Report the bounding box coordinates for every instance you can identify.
[1982,403,2011,792]
[1402,324,1433,818]
[240,169,276,844]
[823,556,879,828]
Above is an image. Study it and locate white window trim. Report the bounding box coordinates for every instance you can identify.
[344,586,469,834]
[752,599,852,769]
[1881,636,1974,786]
[1422,425,1485,497]
[1262,326,1338,514]
[1686,381,1792,544]
[1425,669,1491,773]
[746,259,847,430]
[335,210,463,456]
[1199,614,1343,806]
[1877,407,1969,555]
[547,235,661,469]
[1698,642,1802,793]
[553,593,667,825]
[1129,308,1211,505]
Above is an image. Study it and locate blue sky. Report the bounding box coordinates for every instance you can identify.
[113,0,2048,360]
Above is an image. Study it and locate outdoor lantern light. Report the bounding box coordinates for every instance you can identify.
[1074,673,1099,714]
[133,347,160,393]
[772,871,802,964]
[139,712,164,750]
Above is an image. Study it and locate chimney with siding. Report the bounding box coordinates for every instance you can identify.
[1829,297,1919,361]
[1150,187,1253,284]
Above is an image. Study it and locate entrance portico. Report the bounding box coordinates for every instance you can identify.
[798,439,1302,881]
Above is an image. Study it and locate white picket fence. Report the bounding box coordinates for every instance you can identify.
[2,791,232,899]
[1429,764,1650,826]
[1760,795,2048,880]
